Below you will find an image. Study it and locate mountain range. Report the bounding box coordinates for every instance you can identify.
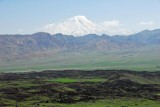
[0,29,160,61]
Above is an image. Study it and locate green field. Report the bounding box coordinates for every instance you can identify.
[46,78,106,83]
[0,47,160,72]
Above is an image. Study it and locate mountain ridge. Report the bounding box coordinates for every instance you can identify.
[0,29,160,60]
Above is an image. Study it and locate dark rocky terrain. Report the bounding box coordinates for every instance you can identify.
[0,70,160,106]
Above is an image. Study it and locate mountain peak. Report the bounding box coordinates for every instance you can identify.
[67,15,95,26]
[42,16,131,36]
[43,16,99,36]
[71,15,88,21]
[69,16,93,25]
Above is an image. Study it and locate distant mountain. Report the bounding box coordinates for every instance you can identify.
[43,16,101,36]
[128,29,160,44]
[0,29,160,60]
[43,15,131,36]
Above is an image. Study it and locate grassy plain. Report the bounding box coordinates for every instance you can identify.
[0,47,160,72]
[46,78,106,83]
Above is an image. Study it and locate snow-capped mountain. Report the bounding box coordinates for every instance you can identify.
[43,16,131,36]
[43,16,101,36]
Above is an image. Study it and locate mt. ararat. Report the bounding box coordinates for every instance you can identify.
[43,16,130,36]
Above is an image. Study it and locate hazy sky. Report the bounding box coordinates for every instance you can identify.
[0,0,160,35]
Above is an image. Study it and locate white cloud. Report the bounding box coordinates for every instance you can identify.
[42,16,131,36]
[101,20,131,35]
[138,21,154,26]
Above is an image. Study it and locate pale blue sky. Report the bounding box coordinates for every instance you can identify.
[0,0,160,34]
